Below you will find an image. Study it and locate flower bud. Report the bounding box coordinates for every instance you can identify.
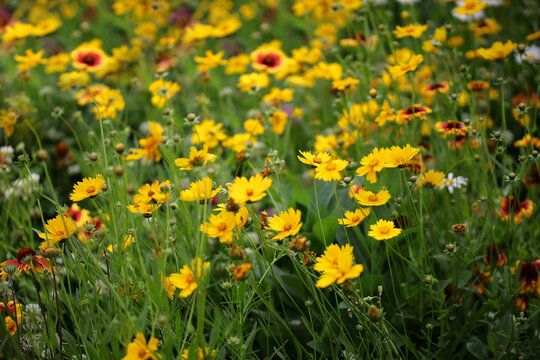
[367,305,383,323]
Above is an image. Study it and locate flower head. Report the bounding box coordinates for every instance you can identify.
[356,148,390,183]
[266,208,302,241]
[69,174,105,201]
[454,0,487,15]
[200,211,236,244]
[175,146,217,171]
[368,219,402,240]
[417,170,445,188]
[440,173,468,193]
[1,248,52,276]
[297,151,331,167]
[498,196,534,224]
[38,214,78,248]
[477,40,517,61]
[393,24,428,39]
[122,333,160,360]
[180,177,221,203]
[338,208,371,227]
[149,79,181,108]
[314,244,364,288]
[352,189,391,207]
[384,145,420,168]
[228,174,272,206]
[124,122,164,163]
[168,258,210,298]
[315,158,349,182]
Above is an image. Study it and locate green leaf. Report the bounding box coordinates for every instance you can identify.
[359,274,386,295]
[466,336,489,359]
[313,217,338,244]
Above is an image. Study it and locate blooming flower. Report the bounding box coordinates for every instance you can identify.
[498,196,534,224]
[251,46,287,73]
[69,174,105,201]
[416,170,445,188]
[180,177,221,203]
[393,24,428,39]
[168,258,210,298]
[266,208,302,241]
[352,189,391,207]
[384,145,420,168]
[314,158,349,182]
[194,50,226,72]
[386,53,423,79]
[477,40,517,61]
[0,301,23,336]
[14,49,46,71]
[200,211,236,244]
[175,146,217,170]
[356,148,390,183]
[229,263,254,280]
[338,208,371,227]
[124,122,164,163]
[237,72,270,92]
[297,151,331,167]
[38,214,78,248]
[368,219,402,240]
[148,79,181,108]
[440,173,468,193]
[180,348,217,360]
[314,244,364,288]
[91,87,125,120]
[122,333,160,360]
[1,248,52,275]
[454,0,487,15]
[228,174,272,206]
[191,119,228,149]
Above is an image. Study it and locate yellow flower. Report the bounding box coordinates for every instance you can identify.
[91,87,125,120]
[124,122,164,163]
[270,110,288,135]
[228,174,272,206]
[0,108,19,137]
[69,174,105,201]
[393,24,428,39]
[133,180,171,205]
[356,148,390,184]
[368,219,402,241]
[174,146,217,170]
[229,263,254,280]
[266,208,302,241]
[222,133,256,153]
[168,258,210,298]
[180,177,221,203]
[45,53,70,73]
[194,50,226,72]
[263,88,294,103]
[251,46,287,73]
[14,49,46,71]
[107,235,134,253]
[71,40,112,74]
[469,18,500,38]
[192,119,228,149]
[314,244,364,288]
[127,203,162,217]
[122,333,160,360]
[314,158,349,182]
[200,211,236,244]
[297,150,331,167]
[163,276,176,300]
[243,118,264,136]
[384,145,420,168]
[454,0,487,15]
[237,72,270,92]
[149,79,181,108]
[1,302,23,335]
[417,170,445,188]
[352,189,391,207]
[386,54,423,79]
[332,77,360,92]
[338,208,371,227]
[225,54,251,74]
[477,40,517,61]
[38,214,78,248]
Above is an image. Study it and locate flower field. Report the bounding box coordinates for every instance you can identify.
[1,0,539,359]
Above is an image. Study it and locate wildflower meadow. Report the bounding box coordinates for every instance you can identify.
[1,0,540,359]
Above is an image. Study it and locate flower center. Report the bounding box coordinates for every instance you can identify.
[379,225,390,234]
[351,216,360,222]
[217,223,227,231]
[368,194,378,202]
[326,162,336,171]
[86,185,96,193]
[77,51,101,67]
[246,189,254,196]
[369,159,379,166]
[138,349,148,357]
[283,224,292,231]
[258,53,281,68]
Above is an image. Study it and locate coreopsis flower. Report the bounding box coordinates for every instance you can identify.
[69,174,105,201]
[484,245,507,267]
[228,174,272,205]
[375,101,396,126]
[297,150,331,167]
[314,244,364,288]
[91,87,125,120]
[107,235,134,253]
[38,214,78,248]
[0,301,23,335]
[225,54,251,74]
[454,0,487,15]
[57,71,91,90]
[1,248,52,275]
[122,333,160,360]
[383,145,419,169]
[396,104,432,124]
[469,18,500,38]
[477,40,517,61]
[215,205,250,238]
[356,148,390,183]
[222,133,256,153]
[435,121,472,138]
[200,211,236,244]
[127,202,162,217]
[393,24,428,39]
[0,108,19,137]
[194,50,226,72]
[266,208,302,241]
[133,180,171,205]
[237,72,270,92]
[270,110,288,135]
[368,219,402,240]
[180,348,216,360]
[168,258,210,298]
[386,53,423,79]
[416,170,445,188]
[498,196,534,224]
[14,49,46,71]
[338,208,371,227]
[352,189,391,207]
[243,118,264,136]
[191,119,228,149]
[263,87,294,105]
[45,53,71,73]
[440,173,468,193]
[331,77,360,92]
[148,79,181,108]
[175,146,217,170]
[162,276,176,300]
[251,45,287,73]
[314,158,349,182]
[229,263,253,280]
[124,121,164,163]
[517,260,540,295]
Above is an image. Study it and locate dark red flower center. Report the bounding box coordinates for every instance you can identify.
[77,51,102,67]
[257,53,281,68]
[17,248,36,262]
